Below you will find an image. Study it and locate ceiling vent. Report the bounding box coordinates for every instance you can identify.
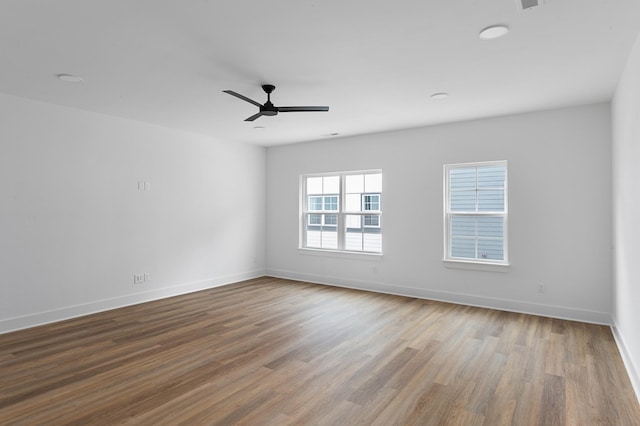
[515,0,544,11]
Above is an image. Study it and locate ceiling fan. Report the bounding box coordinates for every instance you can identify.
[223,84,329,121]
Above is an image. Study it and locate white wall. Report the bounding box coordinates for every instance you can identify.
[612,34,640,400]
[267,103,613,324]
[0,93,266,333]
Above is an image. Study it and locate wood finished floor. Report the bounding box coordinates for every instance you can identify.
[1,277,639,425]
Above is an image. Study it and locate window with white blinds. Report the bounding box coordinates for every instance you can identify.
[301,171,382,254]
[444,161,508,264]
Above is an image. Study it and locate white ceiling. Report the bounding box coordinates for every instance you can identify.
[1,0,639,146]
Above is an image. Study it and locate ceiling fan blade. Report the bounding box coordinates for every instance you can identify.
[223,90,263,108]
[245,112,265,121]
[278,106,330,112]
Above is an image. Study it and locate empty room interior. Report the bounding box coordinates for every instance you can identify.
[2,0,640,424]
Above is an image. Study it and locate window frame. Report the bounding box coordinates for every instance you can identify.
[300,170,383,254]
[443,160,509,266]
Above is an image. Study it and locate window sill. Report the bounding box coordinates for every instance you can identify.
[298,247,383,261]
[443,259,510,273]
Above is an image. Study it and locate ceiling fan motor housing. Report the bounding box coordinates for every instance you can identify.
[261,106,278,116]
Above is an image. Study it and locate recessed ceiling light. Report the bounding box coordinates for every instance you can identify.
[431,92,449,100]
[57,74,83,83]
[479,25,509,40]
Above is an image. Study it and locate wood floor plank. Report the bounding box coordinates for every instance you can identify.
[542,374,566,425]
[1,276,639,425]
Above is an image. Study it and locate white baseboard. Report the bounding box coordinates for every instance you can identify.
[0,269,266,334]
[611,321,640,406]
[266,268,612,325]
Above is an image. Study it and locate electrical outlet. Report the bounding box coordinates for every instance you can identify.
[134,274,145,284]
[537,283,545,293]
[144,273,150,282]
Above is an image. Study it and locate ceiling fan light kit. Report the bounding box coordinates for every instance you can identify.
[223,84,329,121]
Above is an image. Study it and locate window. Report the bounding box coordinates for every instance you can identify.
[301,171,382,253]
[444,161,508,264]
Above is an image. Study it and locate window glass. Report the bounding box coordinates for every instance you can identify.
[346,174,364,194]
[324,196,338,211]
[309,196,323,211]
[345,194,360,211]
[309,214,322,225]
[306,177,323,194]
[364,215,380,227]
[323,176,340,194]
[363,195,380,211]
[364,173,382,193]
